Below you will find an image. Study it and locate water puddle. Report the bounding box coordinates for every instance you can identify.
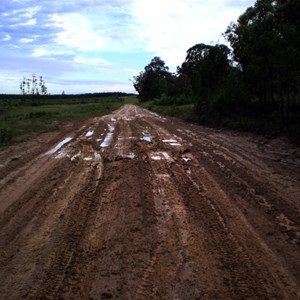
[141,131,152,143]
[100,123,115,148]
[162,138,182,147]
[142,136,152,142]
[46,137,73,155]
[149,151,173,162]
[100,132,114,148]
[151,155,163,160]
[84,157,93,161]
[162,139,178,143]
[85,130,94,137]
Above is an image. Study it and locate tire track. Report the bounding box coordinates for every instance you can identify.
[0,105,299,299]
[29,164,101,299]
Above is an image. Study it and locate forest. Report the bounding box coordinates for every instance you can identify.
[133,0,300,141]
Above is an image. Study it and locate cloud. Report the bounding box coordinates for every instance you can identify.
[31,48,51,57]
[73,56,114,68]
[8,6,41,18]
[45,5,138,54]
[48,13,106,51]
[31,46,76,60]
[20,38,34,43]
[2,34,11,41]
[17,18,37,26]
[129,0,253,68]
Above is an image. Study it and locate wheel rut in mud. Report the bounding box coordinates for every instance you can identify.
[0,104,299,299]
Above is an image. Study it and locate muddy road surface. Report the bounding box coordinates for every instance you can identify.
[0,105,299,299]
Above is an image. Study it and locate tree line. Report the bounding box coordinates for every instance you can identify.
[133,0,300,137]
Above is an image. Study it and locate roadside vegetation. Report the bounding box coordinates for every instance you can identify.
[0,93,137,146]
[1,1,299,147]
[133,0,300,142]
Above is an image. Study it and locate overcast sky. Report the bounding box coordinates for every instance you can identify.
[0,0,254,94]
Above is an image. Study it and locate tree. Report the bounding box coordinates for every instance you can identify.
[224,0,278,112]
[178,43,231,113]
[20,74,48,96]
[224,0,300,120]
[144,56,169,75]
[133,57,170,101]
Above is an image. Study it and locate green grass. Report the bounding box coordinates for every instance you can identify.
[140,101,198,122]
[138,100,300,143]
[0,95,138,146]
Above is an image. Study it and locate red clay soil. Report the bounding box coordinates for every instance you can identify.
[0,105,299,299]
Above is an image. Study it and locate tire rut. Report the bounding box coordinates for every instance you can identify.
[0,104,299,299]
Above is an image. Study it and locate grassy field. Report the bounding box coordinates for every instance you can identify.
[0,95,138,146]
[1,94,299,147]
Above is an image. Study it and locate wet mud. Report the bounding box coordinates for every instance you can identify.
[0,105,299,299]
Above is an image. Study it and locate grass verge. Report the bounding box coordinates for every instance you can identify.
[139,100,300,143]
[0,95,138,147]
[140,102,198,123]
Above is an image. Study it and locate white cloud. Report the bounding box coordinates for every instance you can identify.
[49,13,106,51]
[20,38,34,43]
[3,34,11,41]
[32,48,51,57]
[19,6,41,18]
[73,56,114,67]
[18,18,37,26]
[31,47,73,57]
[130,0,252,68]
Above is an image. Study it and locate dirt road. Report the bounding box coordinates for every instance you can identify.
[0,104,299,299]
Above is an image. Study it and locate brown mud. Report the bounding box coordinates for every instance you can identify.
[0,105,299,299]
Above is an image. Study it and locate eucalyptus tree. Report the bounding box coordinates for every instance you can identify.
[178,43,231,113]
[20,74,48,96]
[133,57,170,101]
[224,0,300,120]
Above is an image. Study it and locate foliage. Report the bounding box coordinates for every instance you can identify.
[20,74,48,96]
[224,0,300,120]
[140,101,197,123]
[132,57,170,101]
[178,43,231,114]
[0,95,137,146]
[132,0,300,142]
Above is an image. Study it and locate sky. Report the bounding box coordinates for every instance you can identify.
[0,0,254,95]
